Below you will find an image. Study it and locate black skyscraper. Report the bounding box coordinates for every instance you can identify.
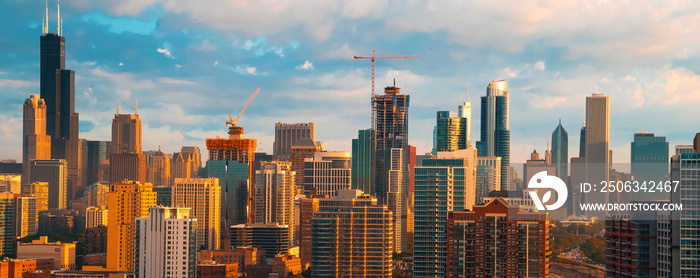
[40,31,80,197]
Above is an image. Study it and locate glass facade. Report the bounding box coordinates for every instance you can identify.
[207,160,250,226]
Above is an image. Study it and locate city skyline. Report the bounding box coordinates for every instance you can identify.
[1,1,699,166]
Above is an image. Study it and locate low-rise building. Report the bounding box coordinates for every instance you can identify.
[16,236,76,270]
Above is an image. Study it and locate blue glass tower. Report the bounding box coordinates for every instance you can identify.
[207,160,250,226]
[351,129,375,195]
[476,80,510,190]
[631,132,669,200]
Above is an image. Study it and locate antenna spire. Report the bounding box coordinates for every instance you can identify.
[466,83,469,101]
[43,0,49,34]
[135,99,138,115]
[393,78,396,87]
[547,130,550,151]
[56,0,61,36]
[117,99,120,114]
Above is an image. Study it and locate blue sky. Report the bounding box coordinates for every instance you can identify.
[1,0,699,164]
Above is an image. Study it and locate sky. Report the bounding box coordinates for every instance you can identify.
[1,0,699,165]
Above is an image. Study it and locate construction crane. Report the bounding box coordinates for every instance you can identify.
[354,50,417,130]
[226,86,262,137]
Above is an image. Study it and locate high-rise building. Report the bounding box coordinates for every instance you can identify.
[387,148,405,253]
[84,182,108,208]
[299,197,319,269]
[153,185,172,207]
[605,210,658,277]
[181,146,202,177]
[254,161,295,244]
[434,108,470,153]
[351,129,375,194]
[134,207,197,278]
[84,140,110,187]
[290,138,323,194]
[0,175,21,194]
[13,195,37,239]
[40,28,81,203]
[273,123,316,161]
[551,120,570,213]
[475,156,501,202]
[172,178,221,250]
[22,95,52,184]
[172,151,194,181]
[414,149,477,278]
[584,94,610,217]
[446,198,550,277]
[409,145,416,196]
[0,193,14,258]
[23,182,49,213]
[106,181,156,271]
[111,112,142,155]
[631,132,669,201]
[29,159,67,209]
[110,153,146,184]
[85,206,108,229]
[206,121,257,231]
[146,148,171,187]
[230,223,291,258]
[476,80,511,190]
[579,123,587,157]
[658,141,700,277]
[311,190,394,278]
[374,86,410,206]
[302,151,351,196]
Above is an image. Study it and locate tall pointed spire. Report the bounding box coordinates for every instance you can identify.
[547,130,550,151]
[43,0,49,34]
[135,99,138,115]
[466,83,469,101]
[56,0,61,36]
[117,99,120,114]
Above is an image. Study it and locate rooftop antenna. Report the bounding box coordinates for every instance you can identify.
[547,130,550,151]
[43,0,49,34]
[135,99,138,115]
[466,83,469,101]
[393,78,396,87]
[56,0,61,36]
[116,99,120,114]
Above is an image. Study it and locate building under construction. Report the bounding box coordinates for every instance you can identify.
[206,88,260,248]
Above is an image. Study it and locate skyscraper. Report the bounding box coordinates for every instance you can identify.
[13,195,38,239]
[110,153,147,184]
[374,85,410,206]
[172,178,221,250]
[551,120,570,213]
[302,151,351,196]
[0,193,14,258]
[29,159,67,209]
[311,190,394,278]
[299,196,319,269]
[475,156,501,202]
[111,112,142,155]
[434,102,471,153]
[230,223,291,259]
[23,182,49,213]
[22,95,52,184]
[134,207,197,278]
[254,161,295,244]
[584,93,610,216]
[290,138,322,194]
[579,123,586,157]
[180,146,202,177]
[106,181,156,271]
[273,123,316,161]
[631,132,669,200]
[387,148,404,253]
[476,80,511,190]
[40,23,81,200]
[351,129,375,194]
[85,206,108,229]
[146,148,171,187]
[414,149,477,277]
[84,140,109,187]
[206,120,257,230]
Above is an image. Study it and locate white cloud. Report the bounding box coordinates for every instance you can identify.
[213,60,219,66]
[157,48,174,59]
[234,65,257,75]
[534,61,546,71]
[296,61,314,70]
[118,62,124,66]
